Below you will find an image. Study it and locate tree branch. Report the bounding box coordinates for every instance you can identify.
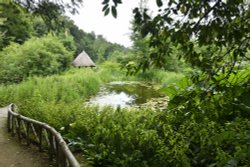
[193,0,221,30]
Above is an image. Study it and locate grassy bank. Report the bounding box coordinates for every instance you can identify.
[0,62,185,124]
[136,68,185,86]
[0,65,115,106]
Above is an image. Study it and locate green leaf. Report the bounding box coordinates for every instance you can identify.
[104,8,110,16]
[102,0,110,5]
[102,4,109,12]
[180,5,185,14]
[113,0,122,6]
[111,6,117,18]
[114,0,122,3]
[156,0,163,7]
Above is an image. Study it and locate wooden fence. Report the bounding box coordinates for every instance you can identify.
[7,104,80,167]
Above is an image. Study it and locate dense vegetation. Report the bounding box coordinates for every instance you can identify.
[0,1,128,64]
[0,35,73,84]
[0,0,249,167]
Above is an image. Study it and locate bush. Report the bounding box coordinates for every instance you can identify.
[0,34,73,84]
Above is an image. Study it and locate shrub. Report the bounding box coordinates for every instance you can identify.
[0,34,73,84]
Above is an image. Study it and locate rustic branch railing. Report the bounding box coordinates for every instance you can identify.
[7,104,80,167]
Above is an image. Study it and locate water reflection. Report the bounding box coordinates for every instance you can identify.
[88,81,164,108]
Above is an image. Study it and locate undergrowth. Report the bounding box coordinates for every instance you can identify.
[0,64,248,166]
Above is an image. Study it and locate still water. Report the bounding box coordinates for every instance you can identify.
[88,81,164,108]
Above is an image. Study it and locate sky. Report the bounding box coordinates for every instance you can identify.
[67,0,157,48]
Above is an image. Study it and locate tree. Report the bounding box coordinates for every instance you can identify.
[32,16,49,37]
[0,34,73,84]
[130,18,185,73]
[103,0,250,106]
[0,1,33,49]
[93,35,129,63]
[103,0,249,73]
[0,12,6,48]
[103,1,250,165]
[13,0,83,31]
[14,0,83,14]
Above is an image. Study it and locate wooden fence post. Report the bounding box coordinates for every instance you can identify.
[17,115,21,141]
[26,122,30,146]
[7,104,81,167]
[55,140,60,167]
[48,131,54,160]
[38,127,43,151]
[7,111,10,132]
[11,115,15,136]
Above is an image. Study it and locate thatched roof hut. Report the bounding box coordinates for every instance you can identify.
[72,50,96,67]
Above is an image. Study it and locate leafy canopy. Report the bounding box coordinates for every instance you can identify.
[103,0,249,74]
[13,0,83,31]
[0,1,33,48]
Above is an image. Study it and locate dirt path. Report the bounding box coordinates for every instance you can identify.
[0,107,54,167]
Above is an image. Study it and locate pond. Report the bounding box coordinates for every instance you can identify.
[87,81,168,110]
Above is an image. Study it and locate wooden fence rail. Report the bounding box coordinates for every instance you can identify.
[7,104,80,167]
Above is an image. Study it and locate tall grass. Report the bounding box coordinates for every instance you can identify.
[0,64,248,166]
[0,63,195,166]
[0,63,125,106]
[136,68,185,86]
[0,62,186,134]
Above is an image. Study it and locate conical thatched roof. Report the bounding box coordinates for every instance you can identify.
[72,50,96,67]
